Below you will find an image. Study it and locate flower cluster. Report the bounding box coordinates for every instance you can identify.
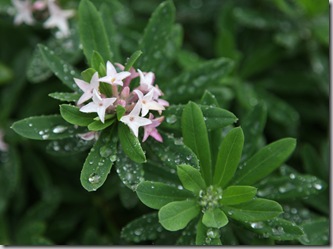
[74,61,169,142]
[11,0,75,38]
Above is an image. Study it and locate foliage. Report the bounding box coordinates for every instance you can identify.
[0,0,329,246]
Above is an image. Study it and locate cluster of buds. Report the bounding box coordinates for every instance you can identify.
[74,61,169,143]
[11,0,75,38]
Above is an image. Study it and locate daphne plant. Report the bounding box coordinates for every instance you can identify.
[133,101,304,245]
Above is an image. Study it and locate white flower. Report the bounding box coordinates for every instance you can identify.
[80,89,116,123]
[12,0,35,25]
[137,69,162,97]
[120,102,152,137]
[74,72,100,105]
[134,89,165,117]
[99,61,131,87]
[43,0,75,38]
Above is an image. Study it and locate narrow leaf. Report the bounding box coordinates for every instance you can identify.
[158,200,200,231]
[213,127,244,188]
[78,0,112,64]
[220,186,257,205]
[118,123,146,163]
[38,44,80,91]
[182,102,212,184]
[88,118,115,131]
[80,127,117,191]
[177,164,206,194]
[222,198,283,222]
[91,51,105,73]
[48,92,81,102]
[196,219,222,245]
[136,181,194,210]
[60,104,96,126]
[124,50,143,71]
[202,208,228,228]
[11,115,82,140]
[232,138,296,185]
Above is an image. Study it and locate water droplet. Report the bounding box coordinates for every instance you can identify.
[110,155,117,162]
[99,145,112,158]
[166,115,177,124]
[250,222,264,229]
[42,134,49,140]
[28,123,33,127]
[52,125,68,134]
[289,173,296,179]
[88,173,101,184]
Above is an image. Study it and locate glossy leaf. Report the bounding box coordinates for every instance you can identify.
[78,0,112,64]
[60,104,96,126]
[91,51,105,74]
[299,218,329,245]
[116,147,144,190]
[11,115,82,140]
[146,132,199,169]
[222,198,283,222]
[88,118,115,131]
[213,127,244,188]
[48,92,81,102]
[121,212,166,243]
[164,58,234,103]
[137,0,175,73]
[182,102,212,184]
[46,137,94,156]
[81,68,96,82]
[177,164,206,194]
[161,104,237,133]
[256,174,326,200]
[118,123,146,163]
[124,50,142,71]
[80,128,118,191]
[241,217,304,241]
[38,44,80,91]
[220,186,257,206]
[136,181,194,210]
[232,138,296,185]
[158,200,200,231]
[202,208,228,228]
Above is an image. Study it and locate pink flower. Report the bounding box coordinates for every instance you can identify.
[120,102,152,137]
[80,89,116,123]
[43,0,75,38]
[134,89,165,117]
[77,131,99,141]
[99,61,131,87]
[12,0,35,25]
[74,72,100,105]
[115,63,139,87]
[142,114,164,142]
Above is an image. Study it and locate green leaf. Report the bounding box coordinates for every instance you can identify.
[100,3,120,62]
[116,147,144,190]
[78,0,112,65]
[299,218,329,245]
[121,213,166,243]
[158,200,200,231]
[38,44,80,91]
[232,138,296,185]
[136,181,194,210]
[60,104,96,126]
[161,104,237,133]
[80,127,118,191]
[11,115,82,140]
[182,102,212,184]
[196,219,222,245]
[220,186,257,206]
[164,58,234,103]
[241,103,267,162]
[46,137,94,156]
[222,198,283,222]
[256,174,326,200]
[91,51,105,74]
[81,68,96,82]
[118,123,146,163]
[48,92,81,102]
[88,118,115,131]
[116,105,126,121]
[241,218,304,241]
[177,164,206,194]
[202,208,228,228]
[0,62,12,84]
[124,50,143,71]
[213,127,244,188]
[137,0,175,73]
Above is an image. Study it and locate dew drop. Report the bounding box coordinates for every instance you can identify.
[313,183,323,190]
[250,222,264,229]
[99,145,112,158]
[166,115,177,124]
[52,125,68,134]
[42,134,49,140]
[88,173,101,184]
